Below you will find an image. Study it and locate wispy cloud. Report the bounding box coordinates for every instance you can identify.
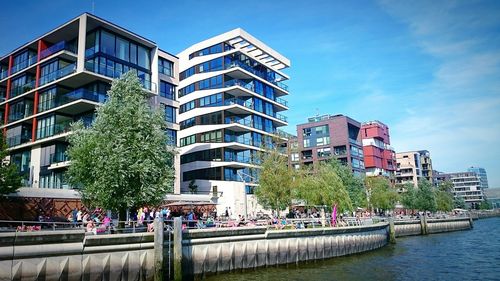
[378,0,500,186]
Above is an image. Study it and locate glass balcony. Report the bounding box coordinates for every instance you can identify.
[85,60,156,92]
[39,63,77,86]
[224,134,253,146]
[37,120,72,140]
[0,69,7,80]
[38,89,107,112]
[274,113,287,122]
[225,116,253,127]
[7,134,31,147]
[10,56,37,75]
[50,151,69,164]
[224,154,253,164]
[225,60,289,92]
[8,111,32,122]
[225,79,288,107]
[39,41,77,60]
[10,80,36,98]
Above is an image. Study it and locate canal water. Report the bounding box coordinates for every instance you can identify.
[204,217,500,281]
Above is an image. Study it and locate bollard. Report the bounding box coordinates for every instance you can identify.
[154,218,164,281]
[420,215,428,235]
[388,218,396,244]
[173,217,183,281]
[469,216,474,229]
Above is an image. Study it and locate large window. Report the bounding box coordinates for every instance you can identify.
[199,93,222,107]
[316,136,330,146]
[179,101,195,113]
[163,104,176,123]
[159,58,174,77]
[100,30,116,56]
[200,130,222,143]
[160,81,175,100]
[116,37,129,61]
[166,129,176,146]
[179,75,223,97]
[180,134,195,147]
[181,148,222,164]
[183,167,221,181]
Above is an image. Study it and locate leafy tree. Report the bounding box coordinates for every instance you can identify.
[188,179,198,194]
[415,179,437,212]
[254,142,297,213]
[0,135,22,195]
[67,72,176,223]
[454,196,466,209]
[479,200,492,210]
[400,183,418,210]
[436,190,454,212]
[366,176,399,212]
[297,162,353,213]
[328,159,367,209]
[438,180,454,193]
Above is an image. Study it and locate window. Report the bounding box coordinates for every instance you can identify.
[304,139,311,148]
[163,105,176,123]
[303,128,311,137]
[183,167,222,181]
[166,129,176,146]
[130,43,137,64]
[181,148,222,164]
[334,145,347,155]
[101,30,115,57]
[137,45,150,70]
[159,58,174,77]
[179,101,195,113]
[315,125,329,135]
[318,147,331,158]
[316,136,330,146]
[160,81,175,100]
[200,130,222,143]
[200,112,222,125]
[199,93,222,107]
[180,117,195,129]
[37,116,55,139]
[180,134,195,147]
[291,153,299,162]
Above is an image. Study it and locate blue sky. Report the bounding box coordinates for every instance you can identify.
[1,0,499,187]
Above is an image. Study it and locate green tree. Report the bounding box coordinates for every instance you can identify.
[415,179,437,212]
[0,135,22,195]
[328,159,367,209]
[254,143,297,213]
[366,176,398,212]
[297,162,353,213]
[436,181,454,212]
[479,200,492,210]
[67,72,176,223]
[188,179,198,194]
[400,183,418,210]
[454,196,466,209]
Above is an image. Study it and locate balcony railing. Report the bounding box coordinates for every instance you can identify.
[38,89,106,113]
[50,152,69,164]
[39,41,77,61]
[224,154,253,164]
[36,121,72,140]
[10,80,36,98]
[85,60,156,92]
[225,60,289,92]
[10,56,37,75]
[274,112,287,122]
[8,111,32,122]
[7,134,31,147]
[225,79,288,107]
[39,63,76,86]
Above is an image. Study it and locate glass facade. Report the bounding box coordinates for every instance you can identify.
[159,81,175,100]
[159,58,174,77]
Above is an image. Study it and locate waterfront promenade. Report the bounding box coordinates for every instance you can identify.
[0,214,481,281]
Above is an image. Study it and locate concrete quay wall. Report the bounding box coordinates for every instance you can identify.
[181,223,389,277]
[0,230,155,281]
[394,217,472,237]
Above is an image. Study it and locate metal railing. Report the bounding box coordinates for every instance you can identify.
[39,41,77,60]
[10,56,37,74]
[38,89,106,112]
[225,61,289,92]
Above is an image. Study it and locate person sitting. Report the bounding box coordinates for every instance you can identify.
[86,220,96,234]
[206,217,215,228]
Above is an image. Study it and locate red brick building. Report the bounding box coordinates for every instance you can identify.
[361,120,396,178]
[293,114,365,175]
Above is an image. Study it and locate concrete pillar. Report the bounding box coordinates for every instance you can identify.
[154,218,164,281]
[76,14,87,72]
[173,217,183,281]
[469,216,474,229]
[388,218,396,244]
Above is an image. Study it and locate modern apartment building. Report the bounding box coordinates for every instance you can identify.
[395,150,433,187]
[467,166,488,189]
[442,172,485,208]
[295,114,365,175]
[0,13,180,193]
[361,120,396,178]
[176,28,290,216]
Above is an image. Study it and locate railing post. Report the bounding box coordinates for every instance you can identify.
[173,217,183,281]
[154,218,164,281]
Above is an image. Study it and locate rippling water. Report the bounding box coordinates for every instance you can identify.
[203,217,500,281]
